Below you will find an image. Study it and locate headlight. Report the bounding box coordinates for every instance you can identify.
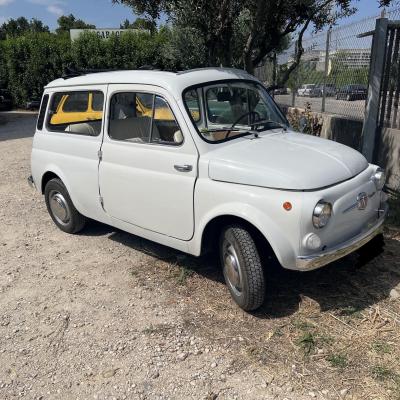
[312,200,332,229]
[372,168,386,190]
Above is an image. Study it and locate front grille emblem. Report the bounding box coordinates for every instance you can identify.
[356,192,368,210]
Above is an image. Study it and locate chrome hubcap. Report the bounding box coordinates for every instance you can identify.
[49,190,70,225]
[222,239,243,296]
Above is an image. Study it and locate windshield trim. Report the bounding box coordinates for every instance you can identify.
[182,78,289,145]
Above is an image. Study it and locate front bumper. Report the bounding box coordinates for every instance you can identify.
[296,205,388,270]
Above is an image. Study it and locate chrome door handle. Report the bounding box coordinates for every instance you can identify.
[174,164,193,172]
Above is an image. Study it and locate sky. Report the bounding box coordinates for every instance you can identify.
[0,0,396,30]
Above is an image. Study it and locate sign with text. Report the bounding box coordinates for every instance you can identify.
[70,29,146,41]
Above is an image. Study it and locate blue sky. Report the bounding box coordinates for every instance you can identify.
[0,0,393,30]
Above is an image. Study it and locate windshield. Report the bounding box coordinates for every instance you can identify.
[183,80,288,143]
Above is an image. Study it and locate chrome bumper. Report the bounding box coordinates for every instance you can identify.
[296,206,388,270]
[27,175,36,190]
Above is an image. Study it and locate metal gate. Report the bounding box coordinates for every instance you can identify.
[361,18,400,191]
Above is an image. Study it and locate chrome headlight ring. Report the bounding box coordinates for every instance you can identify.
[372,168,386,191]
[312,200,332,229]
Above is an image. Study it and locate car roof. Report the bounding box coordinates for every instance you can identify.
[45,67,259,98]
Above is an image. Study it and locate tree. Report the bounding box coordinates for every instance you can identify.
[0,17,49,40]
[56,14,96,35]
[120,17,156,33]
[112,0,395,81]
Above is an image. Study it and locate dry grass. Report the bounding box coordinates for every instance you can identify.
[157,229,400,399]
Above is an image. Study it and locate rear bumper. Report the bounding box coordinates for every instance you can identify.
[296,205,388,270]
[27,175,36,190]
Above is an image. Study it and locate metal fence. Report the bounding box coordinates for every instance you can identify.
[255,7,400,121]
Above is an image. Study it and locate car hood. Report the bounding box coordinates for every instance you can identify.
[207,130,368,190]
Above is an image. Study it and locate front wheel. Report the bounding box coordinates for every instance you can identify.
[220,225,265,311]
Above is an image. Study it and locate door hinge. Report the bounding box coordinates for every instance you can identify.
[98,150,103,161]
[99,196,104,208]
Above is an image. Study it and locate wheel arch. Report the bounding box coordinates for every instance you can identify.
[200,214,277,263]
[41,171,61,194]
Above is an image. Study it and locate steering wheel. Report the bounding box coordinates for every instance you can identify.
[225,111,261,138]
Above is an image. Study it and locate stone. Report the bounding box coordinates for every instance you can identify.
[178,352,188,361]
[390,289,400,300]
[102,369,118,379]
[151,371,159,379]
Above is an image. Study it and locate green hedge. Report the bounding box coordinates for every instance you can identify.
[0,29,205,106]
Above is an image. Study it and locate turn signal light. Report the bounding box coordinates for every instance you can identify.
[283,202,292,211]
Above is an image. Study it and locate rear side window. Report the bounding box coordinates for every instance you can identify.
[63,92,88,112]
[47,90,104,136]
[37,94,49,130]
[109,92,183,145]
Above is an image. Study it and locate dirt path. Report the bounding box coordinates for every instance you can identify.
[0,114,399,400]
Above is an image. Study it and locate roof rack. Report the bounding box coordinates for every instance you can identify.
[62,65,162,79]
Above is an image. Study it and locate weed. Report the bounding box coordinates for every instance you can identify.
[129,269,138,277]
[273,327,284,337]
[327,353,348,369]
[338,305,362,318]
[296,332,315,355]
[372,341,391,354]
[318,334,334,345]
[176,265,194,285]
[293,320,314,330]
[371,365,395,381]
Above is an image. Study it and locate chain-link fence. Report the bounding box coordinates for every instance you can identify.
[255,7,400,120]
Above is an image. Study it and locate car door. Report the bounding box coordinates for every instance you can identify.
[98,84,199,241]
[39,86,107,221]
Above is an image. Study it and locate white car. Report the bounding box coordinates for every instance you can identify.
[28,68,388,311]
[297,84,317,97]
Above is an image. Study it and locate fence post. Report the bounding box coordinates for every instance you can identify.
[321,28,332,113]
[361,18,388,162]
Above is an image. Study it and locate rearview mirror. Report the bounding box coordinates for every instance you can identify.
[216,91,232,102]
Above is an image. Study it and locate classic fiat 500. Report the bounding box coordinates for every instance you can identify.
[29,68,388,311]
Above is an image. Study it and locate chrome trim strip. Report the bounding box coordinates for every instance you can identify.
[296,206,388,270]
[342,191,377,214]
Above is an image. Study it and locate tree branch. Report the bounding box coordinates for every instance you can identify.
[277,17,312,86]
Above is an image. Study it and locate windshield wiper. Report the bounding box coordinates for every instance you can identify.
[201,127,241,133]
[250,119,288,131]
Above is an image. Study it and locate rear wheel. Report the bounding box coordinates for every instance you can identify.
[44,178,86,234]
[220,225,265,311]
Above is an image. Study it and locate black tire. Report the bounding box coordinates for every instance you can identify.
[44,178,86,234]
[219,224,265,311]
[346,94,352,101]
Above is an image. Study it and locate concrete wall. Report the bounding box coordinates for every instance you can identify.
[284,106,363,150]
[378,127,400,191]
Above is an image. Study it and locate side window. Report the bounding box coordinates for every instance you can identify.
[37,94,49,130]
[184,90,200,122]
[63,92,88,112]
[109,92,153,143]
[151,96,183,145]
[109,92,183,145]
[47,90,104,136]
[92,92,104,111]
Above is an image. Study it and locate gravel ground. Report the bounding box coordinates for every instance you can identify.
[1,113,399,400]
